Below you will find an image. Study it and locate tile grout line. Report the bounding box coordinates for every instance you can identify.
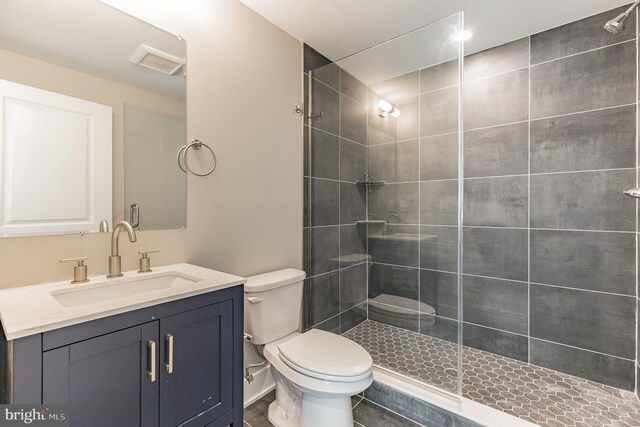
[527,34,532,365]
[530,38,635,67]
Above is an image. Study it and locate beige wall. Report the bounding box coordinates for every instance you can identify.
[0,0,302,288]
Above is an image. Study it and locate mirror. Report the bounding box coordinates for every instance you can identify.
[0,0,187,236]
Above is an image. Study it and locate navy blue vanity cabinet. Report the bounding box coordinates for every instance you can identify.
[1,285,244,427]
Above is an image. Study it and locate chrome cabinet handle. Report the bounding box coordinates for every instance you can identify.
[148,340,157,382]
[130,203,140,228]
[165,334,174,374]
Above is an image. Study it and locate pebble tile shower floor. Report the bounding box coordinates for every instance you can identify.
[343,320,640,426]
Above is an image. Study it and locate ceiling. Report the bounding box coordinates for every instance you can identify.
[0,0,186,99]
[237,0,631,61]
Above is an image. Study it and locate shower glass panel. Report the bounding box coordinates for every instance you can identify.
[333,13,464,396]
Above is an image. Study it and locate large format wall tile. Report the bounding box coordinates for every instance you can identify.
[339,183,366,224]
[530,42,636,119]
[309,226,339,276]
[463,176,528,227]
[310,178,339,226]
[420,87,458,136]
[464,123,528,178]
[530,169,636,231]
[463,69,529,130]
[420,133,458,181]
[395,96,419,141]
[463,227,528,281]
[340,303,367,334]
[339,263,368,312]
[369,183,419,224]
[463,275,528,335]
[339,138,366,183]
[340,69,367,105]
[530,6,636,64]
[530,284,636,359]
[464,37,529,82]
[420,315,459,343]
[339,225,367,267]
[370,71,419,103]
[463,323,528,362]
[340,94,367,143]
[531,105,636,173]
[420,226,458,273]
[368,263,419,310]
[369,140,419,183]
[420,180,458,225]
[369,226,419,267]
[530,339,635,391]
[368,89,396,146]
[419,59,459,93]
[530,229,636,295]
[311,78,339,134]
[420,270,458,319]
[305,128,339,179]
[308,271,339,326]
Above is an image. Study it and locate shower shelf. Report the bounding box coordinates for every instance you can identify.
[355,220,386,226]
[355,179,386,192]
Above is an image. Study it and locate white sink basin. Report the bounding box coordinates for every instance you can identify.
[51,272,201,307]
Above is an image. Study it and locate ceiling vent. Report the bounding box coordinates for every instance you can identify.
[129,44,185,75]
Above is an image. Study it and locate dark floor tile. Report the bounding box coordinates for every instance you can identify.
[530,6,636,64]
[530,42,636,119]
[530,229,636,295]
[530,339,635,391]
[463,227,528,281]
[463,275,528,335]
[340,138,366,183]
[309,226,339,276]
[369,140,419,183]
[531,105,636,173]
[340,69,367,105]
[530,169,636,231]
[244,390,275,427]
[340,183,366,224]
[340,263,368,311]
[464,122,528,178]
[305,128,339,179]
[463,176,528,228]
[309,271,340,326]
[311,77,339,134]
[369,225,419,267]
[420,270,458,319]
[371,71,419,103]
[464,37,529,82]
[420,180,458,226]
[340,94,367,143]
[464,69,528,130]
[420,59,459,93]
[420,133,458,181]
[463,323,528,362]
[369,183,419,225]
[369,263,419,310]
[530,284,636,359]
[309,177,339,226]
[420,87,458,137]
[340,303,367,334]
[353,398,422,427]
[420,226,458,273]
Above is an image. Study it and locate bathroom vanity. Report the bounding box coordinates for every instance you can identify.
[0,263,245,427]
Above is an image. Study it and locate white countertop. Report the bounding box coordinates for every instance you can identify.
[0,263,246,341]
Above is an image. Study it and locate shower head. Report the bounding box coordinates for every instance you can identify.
[604,1,640,34]
[604,13,629,33]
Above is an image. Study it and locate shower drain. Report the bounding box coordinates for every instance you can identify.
[445,368,458,377]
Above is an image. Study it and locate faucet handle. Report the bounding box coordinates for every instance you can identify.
[138,250,159,273]
[60,257,89,284]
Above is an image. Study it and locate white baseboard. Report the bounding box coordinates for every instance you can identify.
[243,364,275,408]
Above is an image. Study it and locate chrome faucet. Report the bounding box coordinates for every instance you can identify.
[107,221,137,278]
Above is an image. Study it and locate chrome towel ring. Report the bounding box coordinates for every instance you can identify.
[177,139,217,177]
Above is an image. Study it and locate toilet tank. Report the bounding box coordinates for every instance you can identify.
[244,268,306,345]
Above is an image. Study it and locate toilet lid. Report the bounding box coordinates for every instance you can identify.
[278,329,373,380]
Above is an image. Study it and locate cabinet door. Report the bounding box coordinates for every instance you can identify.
[159,300,233,427]
[43,322,159,427]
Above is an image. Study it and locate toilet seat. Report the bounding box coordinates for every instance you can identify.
[278,329,373,382]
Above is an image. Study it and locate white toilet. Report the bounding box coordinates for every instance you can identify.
[245,268,373,427]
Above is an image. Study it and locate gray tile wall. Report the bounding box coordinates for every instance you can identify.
[303,45,368,334]
[361,4,638,391]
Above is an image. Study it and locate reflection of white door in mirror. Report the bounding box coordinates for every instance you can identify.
[0,79,112,236]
